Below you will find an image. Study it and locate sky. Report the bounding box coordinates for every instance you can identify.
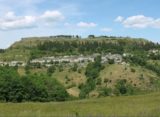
[0,0,160,48]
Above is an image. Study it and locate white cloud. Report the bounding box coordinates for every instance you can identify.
[0,10,64,30]
[116,15,160,29]
[123,15,153,28]
[0,12,36,30]
[152,19,160,28]
[101,27,112,32]
[5,11,15,19]
[77,22,97,28]
[40,10,64,22]
[115,16,124,22]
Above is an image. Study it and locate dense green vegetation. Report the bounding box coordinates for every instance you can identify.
[0,66,69,102]
[30,38,158,58]
[114,79,134,95]
[80,56,104,98]
[124,54,160,76]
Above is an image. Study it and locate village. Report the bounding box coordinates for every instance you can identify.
[1,48,159,67]
[0,53,123,67]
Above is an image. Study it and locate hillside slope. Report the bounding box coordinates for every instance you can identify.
[17,63,159,97]
[0,36,160,99]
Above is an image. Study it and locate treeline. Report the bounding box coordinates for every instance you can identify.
[27,39,160,60]
[0,66,69,102]
[37,40,123,54]
[34,39,158,56]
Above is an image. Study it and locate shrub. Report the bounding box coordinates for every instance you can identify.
[108,59,115,64]
[139,74,144,80]
[96,78,102,85]
[66,83,76,89]
[47,66,56,76]
[71,63,78,72]
[131,68,136,73]
[104,78,109,83]
[115,79,134,95]
[78,83,84,89]
[78,69,82,73]
[58,65,64,72]
[98,87,112,97]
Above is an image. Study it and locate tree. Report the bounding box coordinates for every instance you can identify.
[79,79,96,99]
[71,63,78,72]
[47,66,56,76]
[0,66,69,102]
[81,56,104,98]
[88,35,95,39]
[25,64,30,74]
[0,66,26,102]
[85,56,104,79]
[115,79,127,95]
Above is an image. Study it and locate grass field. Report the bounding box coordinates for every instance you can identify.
[0,92,160,117]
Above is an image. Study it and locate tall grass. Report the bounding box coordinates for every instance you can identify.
[0,92,160,117]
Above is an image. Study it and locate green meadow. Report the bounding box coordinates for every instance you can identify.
[0,92,160,117]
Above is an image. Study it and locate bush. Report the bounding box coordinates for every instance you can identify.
[78,83,84,89]
[139,74,144,80]
[78,69,82,73]
[104,78,109,83]
[108,59,115,64]
[115,79,134,95]
[98,87,112,97]
[71,63,78,72]
[58,65,64,72]
[66,83,76,89]
[47,66,56,76]
[96,78,102,85]
[131,68,136,73]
